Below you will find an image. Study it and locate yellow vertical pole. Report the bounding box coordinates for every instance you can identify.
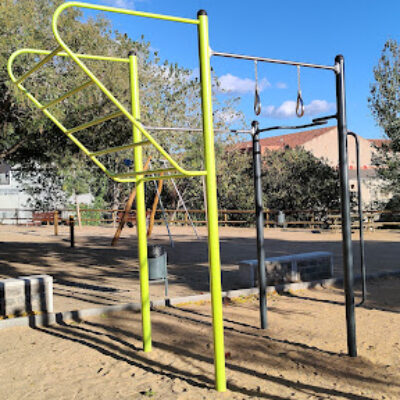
[129,52,152,352]
[197,10,226,392]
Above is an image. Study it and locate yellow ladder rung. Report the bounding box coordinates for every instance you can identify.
[90,140,150,157]
[16,45,63,85]
[66,111,124,135]
[42,80,95,110]
[113,167,177,179]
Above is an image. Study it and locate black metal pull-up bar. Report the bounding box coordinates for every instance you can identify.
[211,49,357,357]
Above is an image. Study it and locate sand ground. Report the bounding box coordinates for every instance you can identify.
[0,225,399,311]
[0,225,399,399]
[0,277,399,399]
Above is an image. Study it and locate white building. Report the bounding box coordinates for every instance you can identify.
[0,163,32,224]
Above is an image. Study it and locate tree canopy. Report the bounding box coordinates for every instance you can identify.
[0,0,238,209]
[1,0,341,217]
[368,39,400,199]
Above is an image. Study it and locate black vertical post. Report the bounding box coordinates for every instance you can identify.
[251,120,267,329]
[348,131,367,306]
[69,215,75,248]
[335,55,357,357]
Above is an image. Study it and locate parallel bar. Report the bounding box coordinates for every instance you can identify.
[42,80,95,109]
[15,45,62,84]
[198,10,226,392]
[66,111,123,135]
[113,167,177,179]
[211,50,337,71]
[90,141,150,157]
[335,54,357,357]
[54,2,199,26]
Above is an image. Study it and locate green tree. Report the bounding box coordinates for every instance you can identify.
[214,146,340,224]
[261,148,340,212]
[368,39,400,197]
[1,0,239,211]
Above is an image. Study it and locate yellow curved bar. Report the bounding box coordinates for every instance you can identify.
[53,2,199,26]
[8,47,206,180]
[52,3,204,178]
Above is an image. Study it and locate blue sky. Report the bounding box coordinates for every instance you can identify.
[79,0,400,139]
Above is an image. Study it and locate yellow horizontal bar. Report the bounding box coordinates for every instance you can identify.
[141,172,207,181]
[113,167,177,179]
[54,2,199,26]
[42,80,95,109]
[114,172,207,183]
[90,141,150,157]
[15,46,62,84]
[10,48,129,68]
[66,111,123,135]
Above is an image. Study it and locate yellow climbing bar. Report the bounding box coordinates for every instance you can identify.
[15,46,62,84]
[90,141,150,157]
[42,80,95,110]
[113,167,177,179]
[66,111,124,135]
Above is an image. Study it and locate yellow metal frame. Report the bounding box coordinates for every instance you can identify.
[8,47,206,183]
[8,2,226,392]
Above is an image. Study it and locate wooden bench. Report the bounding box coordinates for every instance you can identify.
[238,251,333,288]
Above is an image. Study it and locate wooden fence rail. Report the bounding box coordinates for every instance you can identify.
[0,208,399,230]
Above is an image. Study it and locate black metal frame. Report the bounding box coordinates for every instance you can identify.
[347,131,367,307]
[249,119,328,330]
[213,50,358,357]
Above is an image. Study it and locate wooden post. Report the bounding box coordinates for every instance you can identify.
[54,211,59,236]
[112,210,116,228]
[265,209,270,229]
[224,212,228,227]
[76,202,82,228]
[111,156,151,246]
[147,173,164,238]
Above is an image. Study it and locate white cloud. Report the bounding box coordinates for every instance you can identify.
[276,82,288,89]
[216,73,270,94]
[262,99,335,119]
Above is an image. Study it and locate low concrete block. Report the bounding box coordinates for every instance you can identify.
[0,275,53,317]
[238,252,333,287]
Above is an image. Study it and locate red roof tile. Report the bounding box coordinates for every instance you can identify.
[232,126,336,151]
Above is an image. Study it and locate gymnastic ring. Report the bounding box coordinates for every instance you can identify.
[254,88,261,116]
[296,92,304,117]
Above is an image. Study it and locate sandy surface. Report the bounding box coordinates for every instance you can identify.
[1,277,399,399]
[0,225,399,311]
